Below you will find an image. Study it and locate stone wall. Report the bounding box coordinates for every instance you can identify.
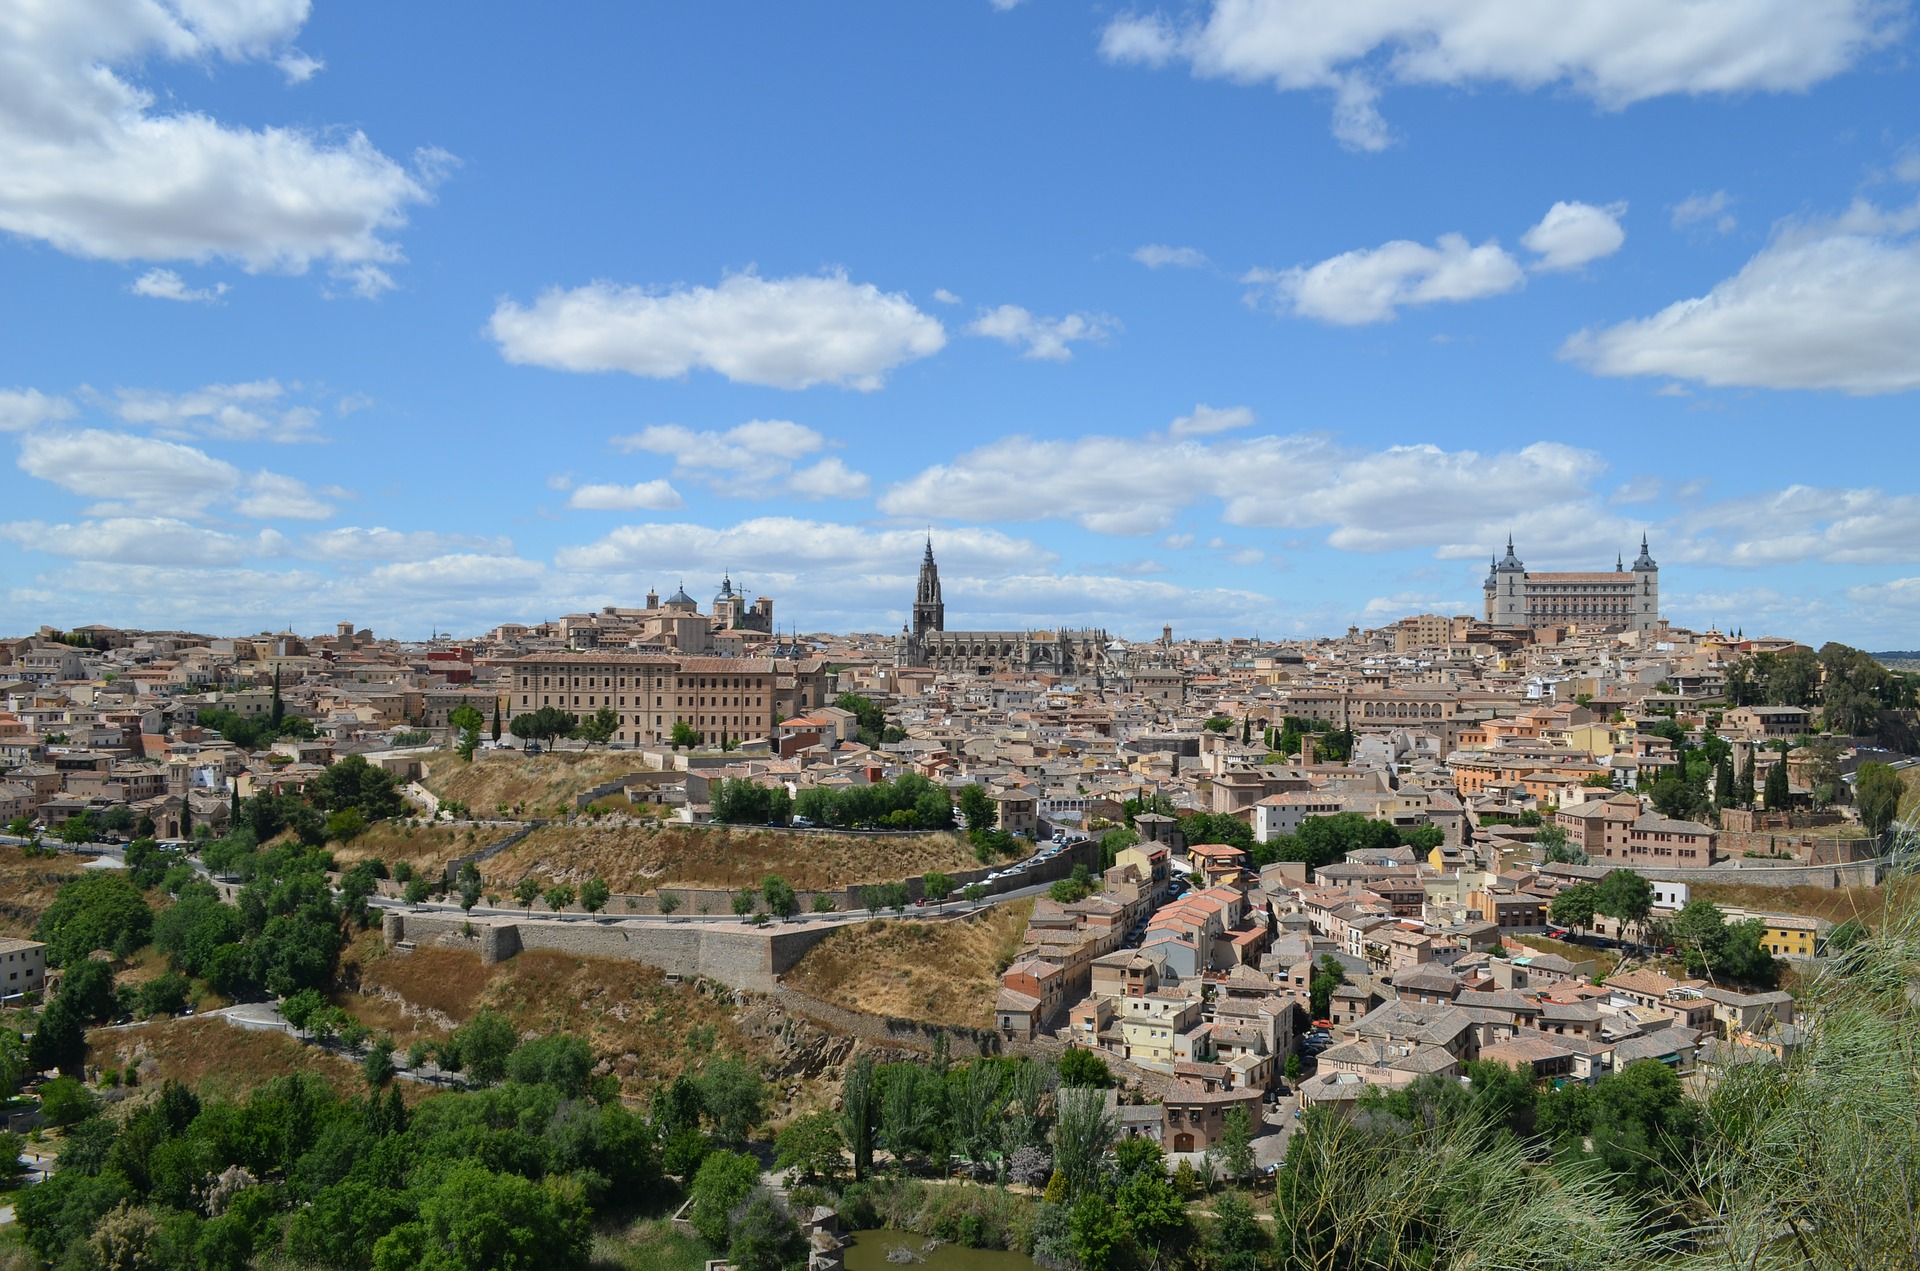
[380,910,839,991]
[1716,829,1881,866]
[1544,858,1884,891]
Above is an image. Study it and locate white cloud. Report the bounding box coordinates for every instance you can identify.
[1610,476,1665,505]
[1168,404,1254,438]
[1362,592,1472,619]
[0,388,77,432]
[1100,1,1898,151]
[19,429,239,516]
[566,480,686,512]
[365,554,545,593]
[1680,485,1920,565]
[130,268,229,303]
[1847,577,1920,607]
[968,304,1118,360]
[989,0,1026,10]
[933,288,963,305]
[236,471,335,521]
[276,50,324,83]
[556,517,1051,582]
[1563,214,1920,394]
[608,419,868,499]
[0,517,281,567]
[882,416,1618,560]
[1672,190,1737,233]
[1132,244,1210,269]
[1522,201,1627,271]
[1249,233,1524,324]
[787,457,872,500]
[300,527,515,562]
[488,270,946,390]
[0,1,440,282]
[105,379,321,442]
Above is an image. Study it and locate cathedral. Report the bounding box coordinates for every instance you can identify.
[1483,534,1661,632]
[895,538,1110,675]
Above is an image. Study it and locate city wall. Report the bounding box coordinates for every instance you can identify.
[380,910,836,992]
[1546,858,1885,891]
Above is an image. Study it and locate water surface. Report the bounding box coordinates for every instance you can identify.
[842,1228,1042,1271]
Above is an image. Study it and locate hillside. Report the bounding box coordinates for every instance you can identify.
[348,938,752,1094]
[476,821,977,893]
[419,750,643,816]
[0,846,88,939]
[328,820,486,870]
[782,901,1032,1029]
[1691,875,1920,929]
[91,1015,369,1102]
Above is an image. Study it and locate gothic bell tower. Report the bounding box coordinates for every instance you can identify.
[913,536,945,637]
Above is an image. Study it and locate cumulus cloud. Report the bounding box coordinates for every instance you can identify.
[235,471,336,520]
[365,553,545,593]
[1680,485,1920,565]
[1168,404,1254,437]
[104,379,322,442]
[1132,244,1210,269]
[932,288,963,305]
[1248,234,1525,324]
[130,269,228,303]
[1522,201,1627,270]
[1672,190,1737,233]
[0,388,77,432]
[19,429,241,516]
[0,1,441,283]
[299,527,515,562]
[566,480,686,511]
[488,270,946,390]
[787,457,872,500]
[0,517,283,567]
[607,419,869,499]
[968,305,1119,360]
[1099,1,1897,151]
[1563,209,1920,394]
[1846,577,1920,607]
[880,404,1614,555]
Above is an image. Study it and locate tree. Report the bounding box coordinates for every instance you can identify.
[1204,715,1234,734]
[1309,953,1347,1020]
[726,1188,805,1271]
[1857,761,1904,838]
[1052,1085,1116,1201]
[490,700,502,743]
[1551,882,1599,934]
[326,806,368,843]
[923,871,955,905]
[363,1036,396,1089]
[732,889,756,919]
[1213,1104,1256,1182]
[575,706,618,747]
[404,877,431,904]
[309,753,407,823]
[449,704,485,762]
[1764,756,1791,810]
[505,1035,593,1095]
[1595,869,1654,933]
[841,1055,879,1181]
[35,873,153,966]
[578,876,610,915]
[510,706,578,749]
[1714,758,1735,808]
[1536,821,1586,865]
[135,971,190,1017]
[513,878,540,915]
[656,891,682,916]
[543,884,575,914]
[1206,1190,1267,1271]
[957,782,997,835]
[453,1009,517,1087]
[962,883,986,904]
[1059,1047,1113,1088]
[669,720,702,751]
[38,1075,97,1125]
[774,1110,843,1182]
[688,1150,761,1249]
[1283,1052,1303,1083]
[373,1161,589,1271]
[760,875,797,919]
[698,1057,767,1146]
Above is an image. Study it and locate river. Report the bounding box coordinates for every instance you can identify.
[841,1229,1042,1271]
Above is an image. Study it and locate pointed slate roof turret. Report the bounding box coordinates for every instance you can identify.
[1632,533,1657,572]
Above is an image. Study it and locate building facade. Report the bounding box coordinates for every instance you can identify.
[1484,535,1660,632]
[505,653,829,746]
[895,539,1110,676]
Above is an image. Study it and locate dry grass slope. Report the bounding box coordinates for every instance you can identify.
[329,821,485,870]
[92,1016,367,1101]
[478,822,978,893]
[782,900,1033,1029]
[0,846,87,938]
[351,939,749,1094]
[1691,874,1920,929]
[420,750,643,816]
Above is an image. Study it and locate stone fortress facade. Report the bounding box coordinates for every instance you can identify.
[1484,534,1661,633]
[895,538,1110,675]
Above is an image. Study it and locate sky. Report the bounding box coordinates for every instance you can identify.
[4,1,1920,647]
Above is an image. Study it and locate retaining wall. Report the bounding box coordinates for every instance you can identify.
[380,909,838,991]
[1545,858,1885,890]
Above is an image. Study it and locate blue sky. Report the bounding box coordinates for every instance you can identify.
[4,1,1920,645]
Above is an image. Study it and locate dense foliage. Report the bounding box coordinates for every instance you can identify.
[792,772,953,831]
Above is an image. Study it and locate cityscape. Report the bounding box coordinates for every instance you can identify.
[4,5,1920,1271]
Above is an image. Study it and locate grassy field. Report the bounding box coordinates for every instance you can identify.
[782,901,1033,1029]
[420,750,646,817]
[0,845,87,938]
[349,938,750,1094]
[593,1219,716,1271]
[90,1015,368,1101]
[477,822,979,894]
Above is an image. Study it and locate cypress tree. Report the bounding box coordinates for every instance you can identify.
[490,700,502,743]
[230,784,242,825]
[178,797,192,837]
[270,667,284,727]
[1735,752,1756,808]
[1764,756,1791,811]
[1713,759,1734,808]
